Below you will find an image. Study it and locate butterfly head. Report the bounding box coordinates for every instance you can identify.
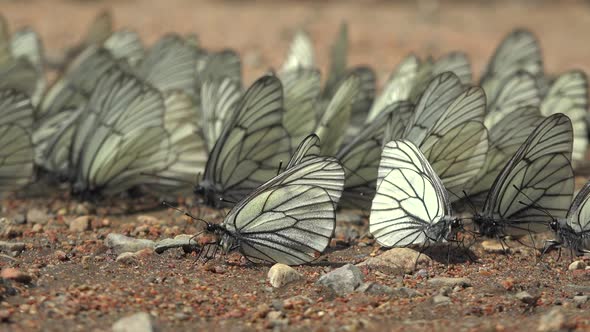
[471,213,502,238]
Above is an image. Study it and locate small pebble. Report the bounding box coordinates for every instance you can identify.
[1,268,32,284]
[116,252,138,265]
[515,291,533,303]
[26,208,48,225]
[267,264,302,288]
[31,224,43,233]
[427,277,471,288]
[317,264,364,296]
[105,233,155,254]
[69,216,91,232]
[537,307,565,332]
[54,250,68,261]
[432,293,451,305]
[12,215,26,225]
[112,312,157,332]
[357,248,432,273]
[568,260,586,271]
[0,241,25,253]
[481,240,509,253]
[573,295,588,306]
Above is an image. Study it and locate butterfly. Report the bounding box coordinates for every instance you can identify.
[0,14,44,108]
[472,113,574,239]
[336,101,413,210]
[402,72,488,199]
[174,134,344,265]
[0,89,34,193]
[540,70,588,165]
[67,67,174,196]
[480,28,542,105]
[370,139,463,247]
[543,180,590,256]
[194,75,291,207]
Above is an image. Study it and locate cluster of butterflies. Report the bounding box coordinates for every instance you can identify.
[1,11,589,265]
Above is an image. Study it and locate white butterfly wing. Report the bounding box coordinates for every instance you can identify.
[280,29,315,72]
[200,78,241,152]
[223,184,335,265]
[540,70,588,164]
[483,113,574,235]
[103,29,144,66]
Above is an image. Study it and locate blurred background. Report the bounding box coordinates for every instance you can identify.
[2,0,590,86]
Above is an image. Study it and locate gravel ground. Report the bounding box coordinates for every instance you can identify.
[1,0,590,331]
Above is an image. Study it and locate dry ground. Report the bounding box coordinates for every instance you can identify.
[1,0,590,331]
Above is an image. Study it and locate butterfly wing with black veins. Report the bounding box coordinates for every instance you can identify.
[197,75,291,206]
[135,34,198,95]
[280,29,315,72]
[484,71,541,129]
[555,181,590,254]
[480,28,543,102]
[336,102,413,210]
[371,140,457,247]
[200,77,241,152]
[279,68,321,151]
[431,52,472,86]
[474,113,574,238]
[217,153,344,265]
[0,21,38,104]
[540,70,588,165]
[366,54,420,123]
[147,91,207,194]
[70,67,172,196]
[197,50,242,87]
[403,72,488,198]
[39,46,122,119]
[103,30,144,67]
[465,106,544,208]
[285,134,320,169]
[0,89,34,192]
[323,22,348,98]
[10,28,45,106]
[315,74,359,156]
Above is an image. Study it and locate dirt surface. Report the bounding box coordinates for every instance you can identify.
[2,0,590,331]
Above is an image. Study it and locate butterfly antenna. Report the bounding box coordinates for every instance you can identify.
[513,185,554,220]
[162,201,210,227]
[218,197,236,205]
[277,160,283,176]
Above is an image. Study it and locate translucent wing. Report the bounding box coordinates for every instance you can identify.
[370,140,451,247]
[103,30,144,66]
[484,71,541,129]
[223,184,335,265]
[0,90,34,192]
[481,113,574,236]
[480,28,542,101]
[279,68,321,150]
[135,34,197,94]
[71,67,171,195]
[315,74,359,156]
[285,134,320,170]
[39,47,121,119]
[324,22,348,97]
[540,70,588,164]
[431,52,472,85]
[366,54,419,123]
[280,29,315,72]
[347,66,376,126]
[197,50,242,86]
[33,108,80,176]
[566,181,590,234]
[83,10,113,46]
[403,72,464,144]
[148,91,207,193]
[200,77,241,152]
[467,106,544,205]
[336,102,413,209]
[199,75,291,205]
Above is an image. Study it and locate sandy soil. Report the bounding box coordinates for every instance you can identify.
[1,0,590,331]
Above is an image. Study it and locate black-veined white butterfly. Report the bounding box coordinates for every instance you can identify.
[68,67,173,196]
[0,89,34,193]
[540,70,588,165]
[402,72,488,199]
[336,101,413,210]
[480,28,542,105]
[172,135,344,265]
[370,140,463,247]
[472,113,574,239]
[543,180,590,256]
[194,75,291,207]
